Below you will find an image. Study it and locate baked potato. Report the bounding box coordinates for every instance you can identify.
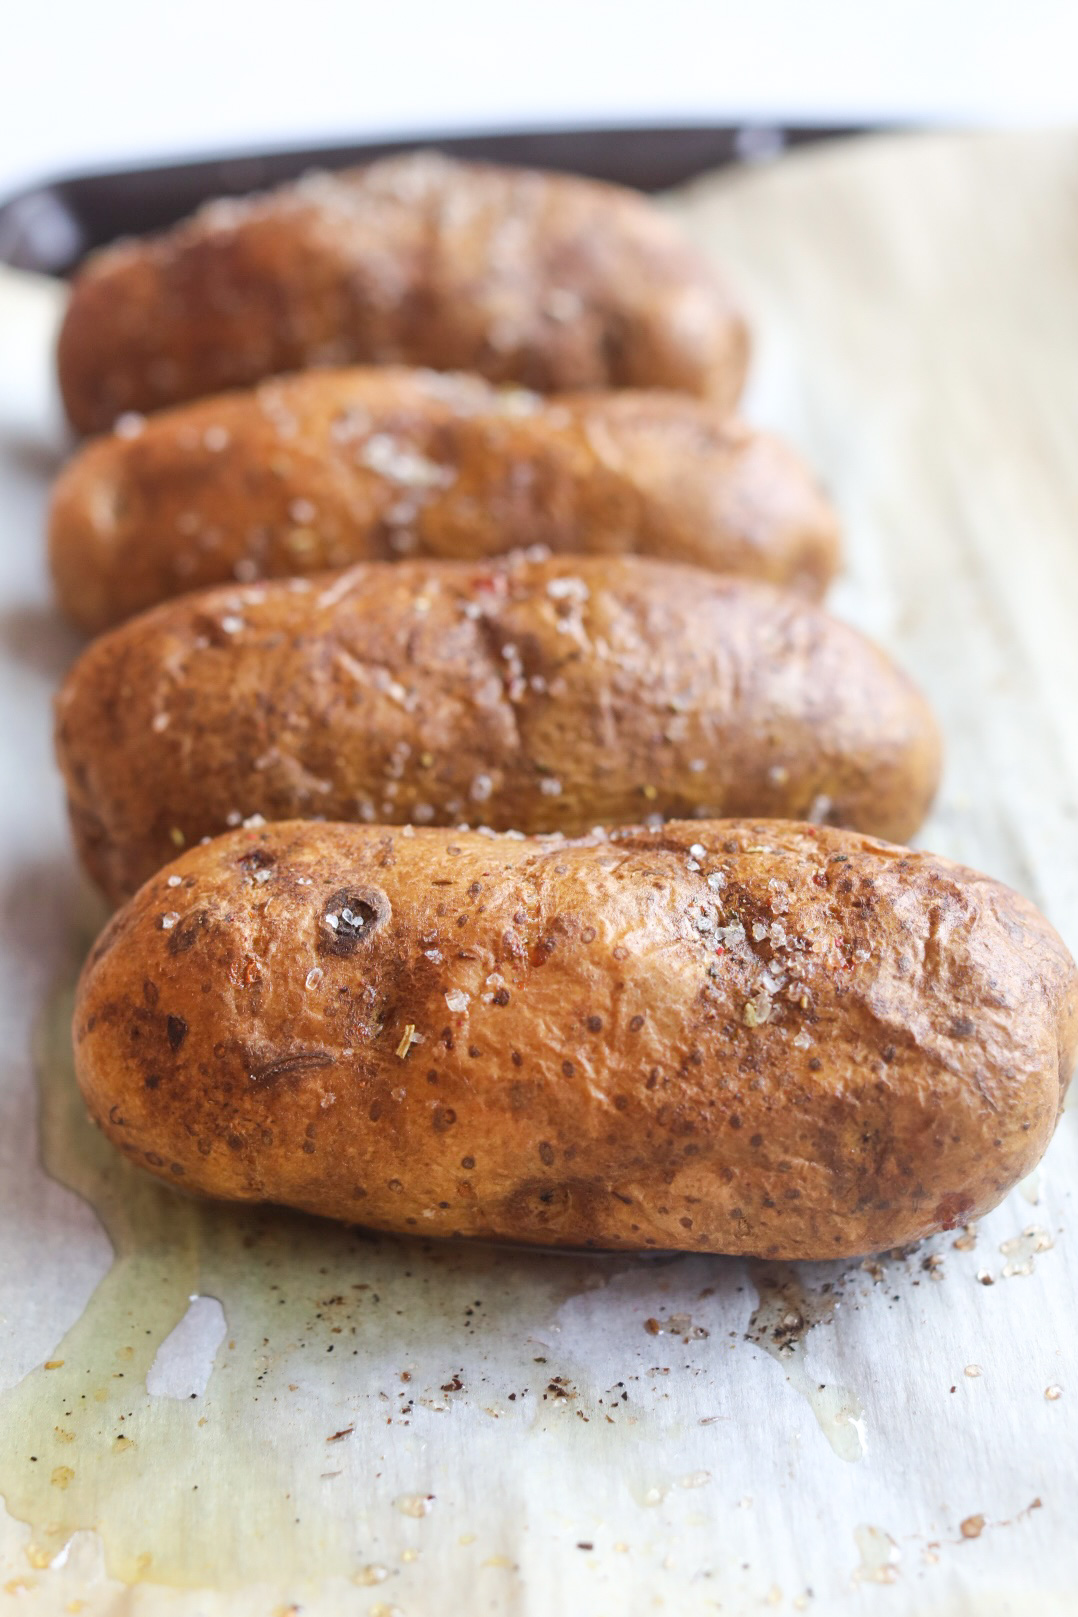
[55,556,941,903]
[72,818,1078,1259]
[56,151,749,434]
[48,367,840,632]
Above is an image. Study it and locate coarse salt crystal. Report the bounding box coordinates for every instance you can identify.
[546,576,589,602]
[160,912,180,930]
[445,989,470,1014]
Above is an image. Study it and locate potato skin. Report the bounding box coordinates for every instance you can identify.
[56,152,750,435]
[48,368,838,633]
[72,819,1078,1259]
[55,556,940,904]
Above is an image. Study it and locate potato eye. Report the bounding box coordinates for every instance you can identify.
[319,886,391,956]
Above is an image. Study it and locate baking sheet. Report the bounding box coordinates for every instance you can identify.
[1,129,1077,1615]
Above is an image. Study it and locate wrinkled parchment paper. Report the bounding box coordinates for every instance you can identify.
[1,130,1077,1615]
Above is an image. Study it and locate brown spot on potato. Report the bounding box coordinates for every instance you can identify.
[934,1191,975,1231]
[319,886,391,957]
[168,911,207,955]
[239,847,275,873]
[166,1014,188,1050]
[252,1049,335,1084]
[503,1176,603,1229]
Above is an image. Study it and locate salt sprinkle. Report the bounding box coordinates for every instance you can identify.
[445,989,470,1014]
[160,912,180,930]
[546,576,590,602]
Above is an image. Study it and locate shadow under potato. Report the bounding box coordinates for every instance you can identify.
[0,599,84,682]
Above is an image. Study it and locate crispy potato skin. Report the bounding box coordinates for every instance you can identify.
[56,153,749,435]
[72,819,1078,1259]
[48,369,838,633]
[55,557,940,904]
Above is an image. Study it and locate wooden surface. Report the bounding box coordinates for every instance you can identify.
[0,129,1077,1615]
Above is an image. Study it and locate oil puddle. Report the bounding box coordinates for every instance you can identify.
[998,1226,1054,1278]
[852,1523,900,1584]
[747,1262,865,1461]
[0,978,639,1589]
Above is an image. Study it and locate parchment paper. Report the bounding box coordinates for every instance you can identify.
[1,129,1076,1615]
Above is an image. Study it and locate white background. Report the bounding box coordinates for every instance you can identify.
[2,0,1078,199]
